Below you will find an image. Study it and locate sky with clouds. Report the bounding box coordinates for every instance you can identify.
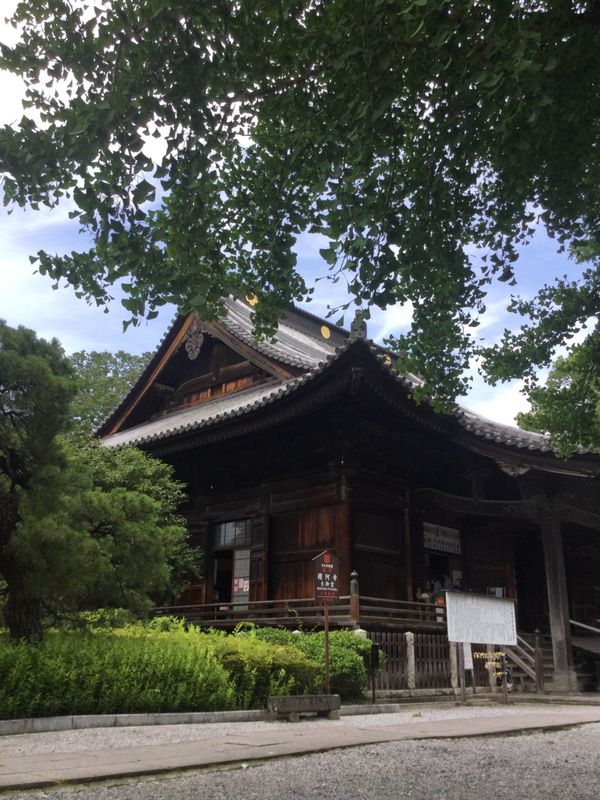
[0,3,588,427]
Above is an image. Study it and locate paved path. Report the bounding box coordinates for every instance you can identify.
[2,705,600,791]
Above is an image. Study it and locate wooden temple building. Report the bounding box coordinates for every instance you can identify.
[99,298,600,692]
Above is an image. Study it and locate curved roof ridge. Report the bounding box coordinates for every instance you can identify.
[98,297,593,460]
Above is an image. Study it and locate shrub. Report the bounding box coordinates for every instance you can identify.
[0,623,367,719]
[248,625,297,647]
[145,614,189,633]
[60,608,138,631]
[0,628,234,718]
[204,630,321,708]
[250,627,372,699]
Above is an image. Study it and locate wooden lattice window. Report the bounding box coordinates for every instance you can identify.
[214,519,252,549]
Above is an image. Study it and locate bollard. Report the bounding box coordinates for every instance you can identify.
[350,570,360,624]
[405,631,416,690]
[449,641,459,690]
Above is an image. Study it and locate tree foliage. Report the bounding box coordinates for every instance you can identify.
[517,327,600,457]
[2,1,600,442]
[68,349,151,436]
[0,321,196,640]
[12,441,197,624]
[0,320,76,639]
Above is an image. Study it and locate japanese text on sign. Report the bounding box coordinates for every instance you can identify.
[313,550,340,601]
[446,592,517,645]
[423,522,461,554]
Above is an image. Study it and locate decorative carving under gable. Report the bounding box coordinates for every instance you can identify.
[350,311,368,341]
[496,460,530,478]
[185,318,205,360]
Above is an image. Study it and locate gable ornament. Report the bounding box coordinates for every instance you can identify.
[185,318,205,360]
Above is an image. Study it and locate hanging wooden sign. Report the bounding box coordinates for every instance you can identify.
[314,550,340,601]
[313,550,340,695]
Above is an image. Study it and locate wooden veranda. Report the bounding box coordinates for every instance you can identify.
[154,594,447,632]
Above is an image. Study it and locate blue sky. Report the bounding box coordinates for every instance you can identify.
[0,3,587,427]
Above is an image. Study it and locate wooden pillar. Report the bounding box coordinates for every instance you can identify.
[249,513,267,602]
[335,475,352,594]
[403,489,414,602]
[540,513,577,692]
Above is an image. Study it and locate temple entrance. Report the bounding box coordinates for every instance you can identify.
[213,548,251,607]
[424,551,463,592]
[213,551,233,602]
[422,522,464,596]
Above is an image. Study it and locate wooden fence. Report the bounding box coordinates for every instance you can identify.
[415,633,451,688]
[154,593,532,693]
[367,632,497,692]
[368,630,408,691]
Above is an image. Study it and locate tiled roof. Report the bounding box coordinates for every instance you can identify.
[219,297,345,368]
[100,297,595,461]
[103,377,295,449]
[457,407,555,452]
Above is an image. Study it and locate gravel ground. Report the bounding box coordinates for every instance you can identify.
[0,702,578,757]
[3,721,600,800]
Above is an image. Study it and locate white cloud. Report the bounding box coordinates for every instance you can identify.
[460,377,530,428]
[369,302,414,342]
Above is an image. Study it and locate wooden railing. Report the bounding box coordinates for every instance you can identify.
[154,596,354,629]
[570,619,600,636]
[358,595,447,630]
[154,594,447,632]
[505,641,537,682]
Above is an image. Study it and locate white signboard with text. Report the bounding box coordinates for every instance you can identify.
[423,522,461,554]
[446,592,517,645]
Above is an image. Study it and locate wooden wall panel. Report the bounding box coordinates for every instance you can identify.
[249,514,267,602]
[353,551,404,600]
[268,559,315,601]
[351,508,404,600]
[353,509,402,552]
[268,506,336,599]
[270,484,338,514]
[176,519,208,605]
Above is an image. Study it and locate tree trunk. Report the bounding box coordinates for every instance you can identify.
[3,561,43,642]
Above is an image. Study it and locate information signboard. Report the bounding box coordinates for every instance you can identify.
[313,550,339,601]
[446,592,517,645]
[423,522,461,554]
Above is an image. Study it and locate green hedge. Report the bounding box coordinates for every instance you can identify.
[0,627,235,718]
[246,626,372,699]
[0,621,372,719]
[0,623,321,719]
[202,630,321,708]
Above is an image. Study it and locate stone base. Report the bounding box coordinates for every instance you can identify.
[267,694,341,722]
[548,669,579,693]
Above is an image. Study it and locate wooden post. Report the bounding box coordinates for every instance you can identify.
[501,651,509,704]
[457,642,467,704]
[534,628,545,693]
[405,631,416,690]
[404,489,413,601]
[350,570,360,625]
[449,641,459,691]
[486,644,497,692]
[335,495,352,594]
[324,602,330,695]
[540,513,577,692]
